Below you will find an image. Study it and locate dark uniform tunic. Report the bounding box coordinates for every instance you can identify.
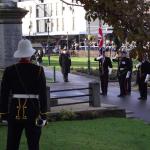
[137,60,150,100]
[0,59,47,150]
[117,57,132,96]
[59,53,71,82]
[95,56,113,95]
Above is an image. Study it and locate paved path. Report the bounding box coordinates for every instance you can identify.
[44,67,150,123]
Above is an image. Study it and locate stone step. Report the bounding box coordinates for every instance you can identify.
[126,110,135,119]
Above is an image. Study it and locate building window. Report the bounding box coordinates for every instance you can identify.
[72,17,75,31]
[45,20,48,32]
[44,4,47,17]
[47,3,51,16]
[36,5,39,17]
[62,18,64,31]
[51,3,53,16]
[51,19,53,32]
[36,20,39,32]
[56,18,59,31]
[36,4,44,18]
[56,3,58,16]
[62,3,65,15]
[36,19,45,33]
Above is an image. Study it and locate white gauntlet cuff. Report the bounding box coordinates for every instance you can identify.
[126,71,131,78]
[145,74,150,83]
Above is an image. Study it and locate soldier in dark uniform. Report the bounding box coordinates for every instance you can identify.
[117,51,132,97]
[59,49,71,82]
[94,50,113,96]
[0,39,47,150]
[136,54,150,100]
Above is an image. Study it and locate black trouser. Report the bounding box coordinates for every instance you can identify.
[118,74,128,95]
[6,119,41,150]
[100,74,108,95]
[126,76,132,94]
[63,72,68,82]
[138,78,147,98]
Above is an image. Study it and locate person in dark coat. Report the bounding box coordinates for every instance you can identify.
[94,50,113,96]
[36,49,43,66]
[0,39,48,150]
[136,54,150,100]
[117,51,133,97]
[59,49,71,82]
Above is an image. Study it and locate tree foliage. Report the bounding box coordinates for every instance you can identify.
[74,0,150,58]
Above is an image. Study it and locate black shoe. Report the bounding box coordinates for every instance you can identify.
[138,97,147,100]
[127,92,131,95]
[64,79,69,82]
[100,93,107,96]
[117,94,125,97]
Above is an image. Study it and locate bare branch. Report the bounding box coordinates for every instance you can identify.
[60,0,84,7]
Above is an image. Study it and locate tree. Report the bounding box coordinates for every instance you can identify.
[64,0,150,58]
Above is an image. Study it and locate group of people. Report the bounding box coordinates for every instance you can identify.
[31,49,43,66]
[95,50,150,100]
[0,38,150,150]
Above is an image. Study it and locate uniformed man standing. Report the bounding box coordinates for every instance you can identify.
[0,39,47,150]
[117,51,132,97]
[136,53,150,100]
[95,50,113,96]
[59,49,71,82]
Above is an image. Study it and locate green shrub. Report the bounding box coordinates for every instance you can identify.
[59,109,76,121]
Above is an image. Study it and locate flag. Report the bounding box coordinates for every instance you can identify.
[98,25,103,48]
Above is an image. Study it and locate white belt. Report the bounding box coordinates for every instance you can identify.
[120,68,125,71]
[12,94,39,99]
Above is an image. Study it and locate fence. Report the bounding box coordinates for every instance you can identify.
[46,82,101,111]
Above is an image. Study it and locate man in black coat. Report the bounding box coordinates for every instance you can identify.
[95,51,113,96]
[136,54,150,100]
[59,49,71,82]
[0,39,48,150]
[117,51,133,97]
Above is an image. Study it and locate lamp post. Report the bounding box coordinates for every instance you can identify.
[47,19,50,65]
[87,21,91,74]
[67,31,69,50]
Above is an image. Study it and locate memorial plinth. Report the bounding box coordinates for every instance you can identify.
[0,1,28,68]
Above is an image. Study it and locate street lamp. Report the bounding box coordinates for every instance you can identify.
[47,19,50,65]
[87,21,91,74]
[67,32,69,50]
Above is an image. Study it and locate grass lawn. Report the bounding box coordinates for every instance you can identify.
[42,55,100,69]
[42,55,137,70]
[1,118,150,150]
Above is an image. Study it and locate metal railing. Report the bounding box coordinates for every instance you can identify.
[46,82,101,111]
